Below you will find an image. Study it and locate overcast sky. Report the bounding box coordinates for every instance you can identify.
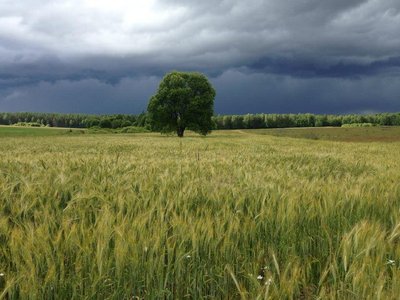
[1,0,399,114]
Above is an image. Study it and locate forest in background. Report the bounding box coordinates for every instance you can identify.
[1,111,400,130]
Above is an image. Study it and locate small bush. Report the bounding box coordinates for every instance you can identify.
[341,123,377,128]
[14,122,43,127]
[118,126,149,133]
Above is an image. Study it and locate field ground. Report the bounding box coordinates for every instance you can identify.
[0,125,85,137]
[2,125,400,142]
[0,127,400,298]
[243,126,400,142]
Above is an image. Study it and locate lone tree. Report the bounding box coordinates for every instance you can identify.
[147,71,215,137]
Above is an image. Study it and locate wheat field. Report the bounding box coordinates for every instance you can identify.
[0,129,400,299]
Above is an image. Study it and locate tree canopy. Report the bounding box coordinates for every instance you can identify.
[147,71,216,137]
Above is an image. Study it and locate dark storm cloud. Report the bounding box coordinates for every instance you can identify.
[0,77,159,114]
[0,0,399,113]
[250,56,400,78]
[213,70,400,114]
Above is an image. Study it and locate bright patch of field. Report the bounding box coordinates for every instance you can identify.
[0,130,400,298]
[245,126,400,142]
[0,125,85,137]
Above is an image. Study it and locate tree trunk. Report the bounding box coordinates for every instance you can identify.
[177,127,185,137]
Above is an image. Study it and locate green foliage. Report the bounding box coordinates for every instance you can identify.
[87,126,150,134]
[0,112,139,129]
[83,116,100,128]
[147,71,215,137]
[213,112,400,129]
[135,112,149,128]
[0,130,400,298]
[117,126,149,133]
[99,118,112,128]
[2,112,400,131]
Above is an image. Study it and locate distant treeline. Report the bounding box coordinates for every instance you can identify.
[1,111,400,130]
[0,112,148,128]
[212,113,400,129]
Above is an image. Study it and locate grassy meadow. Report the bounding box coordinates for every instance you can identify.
[246,126,400,142]
[0,127,400,299]
[0,125,85,137]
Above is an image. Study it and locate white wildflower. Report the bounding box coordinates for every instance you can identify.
[265,278,273,286]
[257,275,264,280]
[0,273,4,277]
[387,259,395,266]
[186,255,191,259]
